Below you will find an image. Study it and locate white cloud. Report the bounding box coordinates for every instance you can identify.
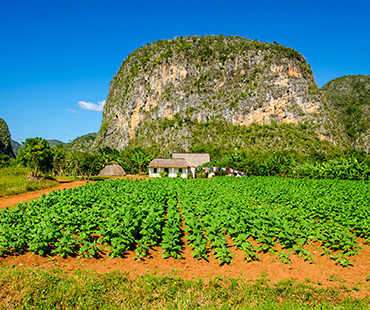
[66,108,81,119]
[78,100,106,112]
[66,108,79,114]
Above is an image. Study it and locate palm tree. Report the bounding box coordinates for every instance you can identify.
[130,150,153,174]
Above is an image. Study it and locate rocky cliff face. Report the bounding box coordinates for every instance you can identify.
[94,35,321,151]
[0,118,15,157]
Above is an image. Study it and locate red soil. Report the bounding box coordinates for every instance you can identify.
[0,176,369,299]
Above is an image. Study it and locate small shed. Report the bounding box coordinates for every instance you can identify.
[99,163,126,176]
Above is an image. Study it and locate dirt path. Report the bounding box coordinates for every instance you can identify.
[1,239,370,299]
[0,179,90,209]
[0,175,148,209]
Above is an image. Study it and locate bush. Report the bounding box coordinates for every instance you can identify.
[196,170,208,178]
[213,170,229,177]
[0,155,11,168]
[159,171,168,178]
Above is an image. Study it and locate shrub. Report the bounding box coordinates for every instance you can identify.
[196,170,208,178]
[0,155,11,168]
[159,171,169,178]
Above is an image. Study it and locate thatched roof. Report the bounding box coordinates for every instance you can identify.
[149,153,210,169]
[99,163,126,176]
[149,158,189,168]
[172,153,210,167]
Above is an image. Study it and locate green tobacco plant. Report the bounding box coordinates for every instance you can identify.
[0,177,369,267]
[161,192,182,259]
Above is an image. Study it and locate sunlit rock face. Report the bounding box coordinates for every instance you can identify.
[94,35,320,151]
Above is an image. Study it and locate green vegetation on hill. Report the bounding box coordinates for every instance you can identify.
[47,139,65,147]
[128,114,370,180]
[112,35,318,100]
[0,118,14,158]
[321,75,370,150]
[65,132,97,152]
[129,117,339,160]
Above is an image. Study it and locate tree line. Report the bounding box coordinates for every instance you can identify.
[0,137,153,180]
[1,137,370,181]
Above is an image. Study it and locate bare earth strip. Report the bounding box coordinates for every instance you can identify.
[1,238,370,299]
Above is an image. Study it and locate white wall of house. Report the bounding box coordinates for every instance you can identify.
[149,167,160,178]
[190,167,196,178]
[149,167,188,178]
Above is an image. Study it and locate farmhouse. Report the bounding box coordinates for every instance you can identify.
[149,153,210,178]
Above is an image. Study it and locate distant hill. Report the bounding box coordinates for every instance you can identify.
[47,139,66,147]
[321,75,370,152]
[10,139,66,156]
[11,140,22,156]
[65,133,97,152]
[0,118,15,157]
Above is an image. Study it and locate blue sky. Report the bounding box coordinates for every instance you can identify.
[1,0,369,143]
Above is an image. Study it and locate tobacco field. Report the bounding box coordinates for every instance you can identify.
[0,177,369,266]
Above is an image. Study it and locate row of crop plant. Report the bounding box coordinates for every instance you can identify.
[1,177,369,266]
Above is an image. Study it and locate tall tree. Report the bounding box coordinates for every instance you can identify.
[129,149,153,174]
[51,144,67,175]
[17,137,53,180]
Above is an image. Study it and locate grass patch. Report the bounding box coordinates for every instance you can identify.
[57,175,84,182]
[88,175,112,181]
[0,167,59,197]
[0,266,369,309]
[58,175,111,182]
